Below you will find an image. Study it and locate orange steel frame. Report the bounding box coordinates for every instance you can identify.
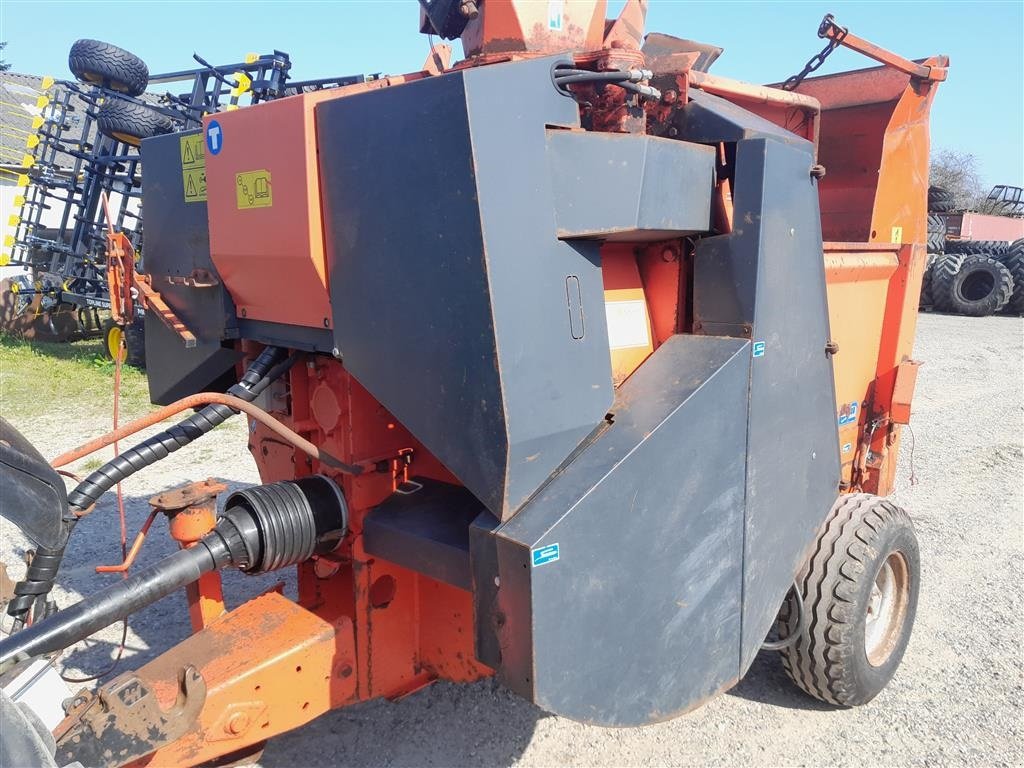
[98,5,945,765]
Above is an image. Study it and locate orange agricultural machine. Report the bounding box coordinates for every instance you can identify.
[0,3,946,765]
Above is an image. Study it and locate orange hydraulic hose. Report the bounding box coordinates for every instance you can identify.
[50,392,362,475]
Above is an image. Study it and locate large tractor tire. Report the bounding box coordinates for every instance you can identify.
[96,97,173,147]
[101,317,146,368]
[1002,252,1024,314]
[932,253,1012,316]
[927,185,955,213]
[779,493,920,707]
[919,253,940,309]
[1003,238,1024,264]
[68,39,149,96]
[946,239,1008,257]
[925,214,945,253]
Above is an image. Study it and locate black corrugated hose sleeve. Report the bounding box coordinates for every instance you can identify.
[6,347,291,625]
[65,346,287,513]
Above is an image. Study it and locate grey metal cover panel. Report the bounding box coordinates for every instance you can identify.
[546,130,716,241]
[363,478,485,590]
[477,334,750,726]
[318,57,615,521]
[144,312,239,405]
[139,131,235,344]
[693,137,841,673]
[140,131,240,405]
[676,88,810,147]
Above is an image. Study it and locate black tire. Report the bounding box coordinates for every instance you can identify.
[932,253,1012,316]
[779,493,920,707]
[925,214,945,253]
[929,253,963,312]
[96,97,173,147]
[1003,238,1024,264]
[928,185,955,213]
[69,39,149,96]
[1003,252,1024,314]
[919,253,940,308]
[101,317,146,368]
[101,318,122,361]
[125,317,146,369]
[946,239,1008,257]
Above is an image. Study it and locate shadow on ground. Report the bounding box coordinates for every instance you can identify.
[727,650,838,712]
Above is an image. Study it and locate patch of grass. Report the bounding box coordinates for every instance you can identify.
[80,456,105,472]
[0,334,151,421]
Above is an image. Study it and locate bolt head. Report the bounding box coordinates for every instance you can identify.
[226,711,250,735]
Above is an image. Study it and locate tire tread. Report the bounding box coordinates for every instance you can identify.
[781,494,915,706]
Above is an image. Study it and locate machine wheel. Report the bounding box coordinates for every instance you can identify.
[124,318,146,368]
[101,317,146,368]
[1002,252,1024,314]
[925,214,945,253]
[68,39,149,96]
[945,239,1007,257]
[932,253,1012,316]
[927,185,955,213]
[1002,237,1024,264]
[928,254,963,313]
[96,97,173,147]
[779,493,920,707]
[919,253,939,308]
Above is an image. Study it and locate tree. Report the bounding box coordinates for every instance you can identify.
[930,149,987,211]
[0,42,9,72]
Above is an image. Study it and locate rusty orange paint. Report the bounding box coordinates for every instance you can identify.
[459,0,608,59]
[185,573,226,633]
[130,591,356,768]
[204,91,339,329]
[890,360,921,425]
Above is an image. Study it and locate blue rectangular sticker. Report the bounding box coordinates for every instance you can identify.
[752,341,766,358]
[532,543,560,567]
[838,401,859,426]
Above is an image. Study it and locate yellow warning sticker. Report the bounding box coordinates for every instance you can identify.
[180,134,207,203]
[236,170,272,209]
[890,226,903,245]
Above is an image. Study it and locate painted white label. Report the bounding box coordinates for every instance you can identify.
[605,299,650,350]
[548,0,564,30]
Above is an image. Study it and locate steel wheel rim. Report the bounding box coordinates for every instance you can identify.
[864,551,909,666]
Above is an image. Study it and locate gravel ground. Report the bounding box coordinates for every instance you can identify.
[2,312,1021,766]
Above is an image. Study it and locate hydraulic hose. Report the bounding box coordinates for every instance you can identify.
[66,346,288,514]
[7,347,290,627]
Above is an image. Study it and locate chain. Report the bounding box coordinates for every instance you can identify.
[782,16,849,91]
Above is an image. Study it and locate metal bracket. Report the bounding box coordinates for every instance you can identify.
[55,665,206,768]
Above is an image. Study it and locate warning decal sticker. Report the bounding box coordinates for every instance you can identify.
[236,170,272,210]
[180,134,206,203]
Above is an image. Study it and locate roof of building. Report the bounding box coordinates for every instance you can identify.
[1,72,89,173]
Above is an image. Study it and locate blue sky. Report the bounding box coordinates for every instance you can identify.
[2,1,1021,186]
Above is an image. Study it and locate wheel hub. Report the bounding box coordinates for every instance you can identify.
[864,550,910,666]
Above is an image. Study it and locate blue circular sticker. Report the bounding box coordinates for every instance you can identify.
[206,120,223,156]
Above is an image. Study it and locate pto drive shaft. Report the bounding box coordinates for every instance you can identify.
[0,476,348,670]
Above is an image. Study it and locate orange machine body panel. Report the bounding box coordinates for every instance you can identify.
[204,91,342,329]
[822,242,900,485]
